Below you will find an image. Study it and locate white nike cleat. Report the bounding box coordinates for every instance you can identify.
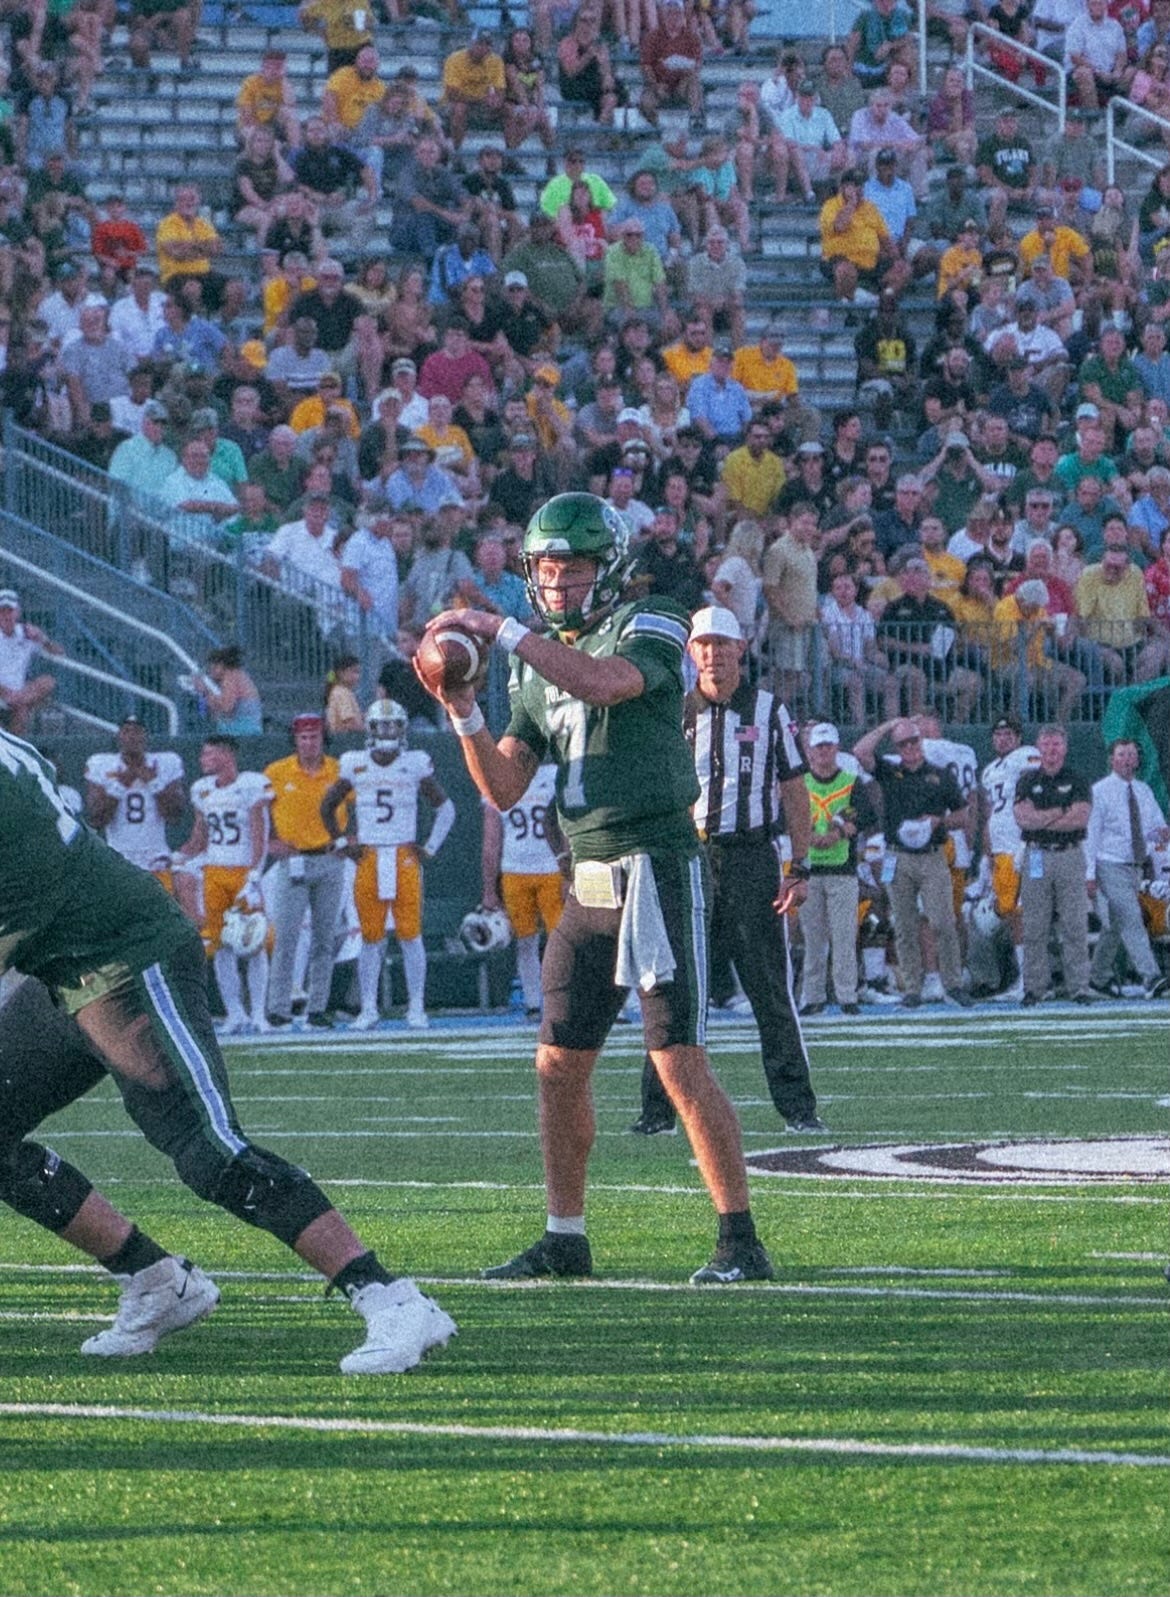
[992,978,1024,1003]
[81,1257,220,1356]
[340,1278,457,1375]
[251,1013,272,1033]
[350,1008,381,1031]
[218,1011,250,1036]
[405,1007,430,1030]
[921,973,946,1002]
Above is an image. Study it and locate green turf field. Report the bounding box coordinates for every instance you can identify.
[0,1004,1166,1597]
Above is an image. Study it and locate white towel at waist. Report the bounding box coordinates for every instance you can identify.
[614,853,676,993]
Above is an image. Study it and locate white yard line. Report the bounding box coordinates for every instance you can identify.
[0,1402,1165,1468]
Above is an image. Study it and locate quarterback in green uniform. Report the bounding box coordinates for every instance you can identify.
[0,726,456,1374]
[416,492,774,1283]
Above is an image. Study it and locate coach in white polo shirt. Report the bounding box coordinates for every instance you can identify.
[1086,737,1170,999]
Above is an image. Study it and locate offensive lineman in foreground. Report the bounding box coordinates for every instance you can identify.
[415,492,774,1283]
[0,726,455,1374]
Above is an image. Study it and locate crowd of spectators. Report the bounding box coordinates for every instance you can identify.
[1,0,1169,727]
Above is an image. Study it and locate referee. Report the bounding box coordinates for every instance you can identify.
[633,607,828,1136]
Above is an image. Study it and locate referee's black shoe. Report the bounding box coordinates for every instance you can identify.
[629,1111,677,1135]
[483,1231,593,1280]
[691,1241,776,1284]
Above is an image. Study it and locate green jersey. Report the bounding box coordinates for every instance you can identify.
[506,597,700,862]
[0,728,191,1006]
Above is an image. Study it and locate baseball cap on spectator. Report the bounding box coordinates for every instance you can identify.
[620,216,645,233]
[798,79,817,95]
[316,258,345,278]
[690,605,742,641]
[143,399,168,421]
[712,342,733,358]
[510,432,537,449]
[959,217,980,232]
[0,590,20,609]
[796,440,825,455]
[318,371,343,388]
[876,147,897,164]
[622,438,651,457]
[901,555,930,574]
[436,490,465,508]
[391,357,417,375]
[474,26,495,41]
[807,722,840,747]
[617,408,643,424]
[1076,402,1100,419]
[54,260,81,279]
[946,430,969,448]
[504,270,528,288]
[1035,206,1056,220]
[401,436,432,455]
[291,711,324,731]
[190,407,219,429]
[533,362,561,385]
[992,713,1023,734]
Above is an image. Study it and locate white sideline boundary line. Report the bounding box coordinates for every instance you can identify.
[0,1402,1166,1468]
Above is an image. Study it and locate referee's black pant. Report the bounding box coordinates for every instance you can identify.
[639,837,817,1126]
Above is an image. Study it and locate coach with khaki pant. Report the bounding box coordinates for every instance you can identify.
[855,717,972,1008]
[1013,724,1093,1005]
[799,722,879,1015]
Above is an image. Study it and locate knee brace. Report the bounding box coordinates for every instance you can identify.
[0,1142,93,1235]
[205,1145,333,1248]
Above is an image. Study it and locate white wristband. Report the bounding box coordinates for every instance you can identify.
[495,617,531,654]
[450,704,485,737]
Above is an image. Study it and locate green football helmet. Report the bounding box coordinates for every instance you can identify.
[522,493,634,636]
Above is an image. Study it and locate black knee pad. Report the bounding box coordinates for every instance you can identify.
[0,1142,93,1234]
[206,1145,333,1248]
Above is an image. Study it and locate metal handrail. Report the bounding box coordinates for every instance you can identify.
[965,21,1067,134]
[1105,95,1170,183]
[45,656,180,735]
[0,544,201,679]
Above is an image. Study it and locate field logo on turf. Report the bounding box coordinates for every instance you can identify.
[745,1135,1170,1184]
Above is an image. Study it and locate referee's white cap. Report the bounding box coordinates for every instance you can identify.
[690,606,742,642]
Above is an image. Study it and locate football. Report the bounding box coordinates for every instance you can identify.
[415,622,486,695]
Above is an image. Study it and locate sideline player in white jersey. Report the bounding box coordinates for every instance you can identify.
[177,736,274,1034]
[915,711,978,894]
[84,716,186,885]
[978,712,1041,1000]
[321,700,455,1030]
[482,763,568,1018]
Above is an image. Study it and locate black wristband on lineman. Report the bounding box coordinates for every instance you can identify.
[788,860,810,881]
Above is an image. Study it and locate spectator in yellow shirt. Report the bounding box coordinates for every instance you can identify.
[660,313,713,387]
[322,45,388,135]
[288,372,361,437]
[721,418,786,520]
[818,170,907,303]
[441,32,507,154]
[991,580,1087,718]
[298,0,374,73]
[936,219,983,299]
[732,322,821,444]
[156,183,225,308]
[1018,208,1092,288]
[236,48,302,148]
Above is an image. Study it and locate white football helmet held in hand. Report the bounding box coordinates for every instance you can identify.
[221,905,268,959]
[459,906,512,953]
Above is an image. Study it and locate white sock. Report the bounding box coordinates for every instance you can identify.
[358,941,384,1013]
[213,948,243,1017]
[246,950,270,1022]
[400,937,426,1011]
[863,947,887,981]
[546,1215,586,1235]
[1014,944,1024,974]
[516,934,542,1009]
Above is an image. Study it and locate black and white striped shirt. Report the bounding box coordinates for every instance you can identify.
[685,683,806,840]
